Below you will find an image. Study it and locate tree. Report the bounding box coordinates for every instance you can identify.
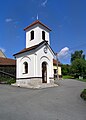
[61,50,86,78]
[62,64,70,75]
[70,59,86,78]
[71,50,85,63]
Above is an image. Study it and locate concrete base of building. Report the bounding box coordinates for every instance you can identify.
[12,78,58,89]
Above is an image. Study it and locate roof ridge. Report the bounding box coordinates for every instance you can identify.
[24,20,51,31]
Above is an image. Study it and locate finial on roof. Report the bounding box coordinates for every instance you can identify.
[37,14,39,20]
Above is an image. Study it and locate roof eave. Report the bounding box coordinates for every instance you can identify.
[13,41,45,56]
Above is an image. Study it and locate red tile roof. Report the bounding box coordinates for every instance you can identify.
[24,20,51,31]
[13,41,46,56]
[0,57,16,66]
[14,41,55,56]
[53,59,61,66]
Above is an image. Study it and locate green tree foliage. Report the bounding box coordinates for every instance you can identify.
[62,50,86,79]
[62,64,70,75]
[71,59,86,78]
[71,50,85,63]
[70,50,86,78]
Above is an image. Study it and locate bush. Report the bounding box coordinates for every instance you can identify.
[0,77,16,85]
[6,78,16,85]
[80,89,86,101]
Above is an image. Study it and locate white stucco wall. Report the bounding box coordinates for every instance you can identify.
[15,44,54,83]
[26,24,50,48]
[36,45,54,83]
[16,53,34,78]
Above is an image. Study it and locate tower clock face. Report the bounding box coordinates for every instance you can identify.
[44,46,47,53]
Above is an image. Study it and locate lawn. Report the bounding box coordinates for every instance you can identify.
[62,75,74,79]
[63,75,86,82]
[76,78,86,82]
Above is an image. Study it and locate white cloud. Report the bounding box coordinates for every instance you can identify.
[0,47,6,53]
[5,18,13,23]
[5,18,20,29]
[41,0,48,7]
[58,47,69,58]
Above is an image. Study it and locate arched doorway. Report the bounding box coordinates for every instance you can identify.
[42,62,47,83]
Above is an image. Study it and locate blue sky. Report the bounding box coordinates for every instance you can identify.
[0,0,86,64]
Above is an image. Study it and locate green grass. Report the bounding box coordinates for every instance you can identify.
[63,75,86,82]
[80,89,86,101]
[76,78,86,82]
[63,75,74,79]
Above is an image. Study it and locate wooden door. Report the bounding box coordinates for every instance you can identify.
[42,62,47,83]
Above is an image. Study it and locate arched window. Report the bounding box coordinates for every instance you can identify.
[42,31,45,40]
[23,62,28,74]
[30,30,34,40]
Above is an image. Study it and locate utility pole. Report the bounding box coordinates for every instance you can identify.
[55,53,59,80]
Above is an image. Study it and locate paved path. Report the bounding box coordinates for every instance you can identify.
[0,79,86,120]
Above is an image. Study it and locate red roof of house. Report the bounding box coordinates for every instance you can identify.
[0,57,16,66]
[53,59,61,66]
[24,20,51,31]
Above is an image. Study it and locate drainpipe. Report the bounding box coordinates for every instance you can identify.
[34,53,37,77]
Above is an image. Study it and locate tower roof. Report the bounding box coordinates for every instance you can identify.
[24,20,51,31]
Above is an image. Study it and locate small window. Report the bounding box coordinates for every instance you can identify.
[30,31,34,40]
[54,69,57,74]
[42,31,45,40]
[23,62,28,74]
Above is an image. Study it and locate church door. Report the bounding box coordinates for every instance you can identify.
[42,62,47,83]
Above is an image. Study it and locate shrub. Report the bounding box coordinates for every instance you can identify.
[0,77,16,85]
[80,89,86,101]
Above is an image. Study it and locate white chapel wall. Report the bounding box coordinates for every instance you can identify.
[36,46,54,80]
[16,45,54,83]
[26,24,50,48]
[16,52,35,79]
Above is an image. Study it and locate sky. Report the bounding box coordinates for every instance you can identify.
[0,0,86,64]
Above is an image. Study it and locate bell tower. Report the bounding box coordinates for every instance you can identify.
[24,20,51,48]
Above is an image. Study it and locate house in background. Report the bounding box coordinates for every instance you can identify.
[53,59,62,79]
[0,49,16,78]
[0,49,6,58]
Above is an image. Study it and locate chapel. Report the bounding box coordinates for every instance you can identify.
[14,20,58,87]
